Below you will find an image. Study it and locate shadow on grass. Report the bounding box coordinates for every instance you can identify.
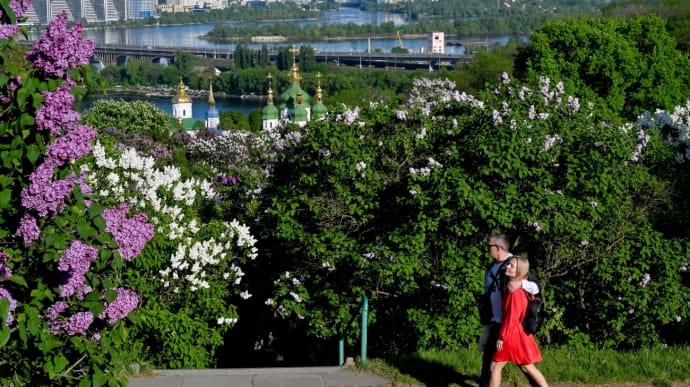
[388,355,479,387]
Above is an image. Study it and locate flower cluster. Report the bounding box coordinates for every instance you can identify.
[102,204,154,261]
[0,252,16,326]
[159,219,257,293]
[636,102,690,163]
[99,287,139,324]
[24,12,95,78]
[89,141,215,217]
[0,0,30,39]
[57,240,98,298]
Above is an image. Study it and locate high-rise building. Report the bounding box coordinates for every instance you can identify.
[22,0,153,24]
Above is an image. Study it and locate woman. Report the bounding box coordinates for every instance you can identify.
[489,256,549,387]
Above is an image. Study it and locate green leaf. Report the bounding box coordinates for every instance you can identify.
[92,368,107,387]
[0,298,8,325]
[26,144,41,164]
[0,189,12,208]
[0,325,10,347]
[53,354,70,373]
[19,112,35,129]
[9,274,27,287]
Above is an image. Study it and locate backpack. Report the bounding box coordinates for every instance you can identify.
[522,280,546,335]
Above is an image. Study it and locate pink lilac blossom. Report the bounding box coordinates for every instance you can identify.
[99,288,139,324]
[0,252,11,281]
[35,80,80,135]
[16,214,41,244]
[46,124,97,164]
[102,204,154,260]
[0,288,17,325]
[57,240,98,297]
[20,160,74,217]
[25,12,95,79]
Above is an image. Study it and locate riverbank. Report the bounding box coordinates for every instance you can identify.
[98,86,265,102]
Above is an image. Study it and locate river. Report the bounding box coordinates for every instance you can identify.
[29,7,515,55]
[69,7,520,117]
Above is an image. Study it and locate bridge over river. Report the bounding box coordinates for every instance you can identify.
[92,44,474,70]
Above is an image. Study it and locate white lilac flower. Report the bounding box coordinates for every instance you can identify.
[639,273,651,288]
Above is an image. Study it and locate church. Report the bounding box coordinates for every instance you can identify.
[262,47,328,130]
[171,47,328,134]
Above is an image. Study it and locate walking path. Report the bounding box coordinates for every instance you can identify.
[128,367,690,387]
[127,366,393,387]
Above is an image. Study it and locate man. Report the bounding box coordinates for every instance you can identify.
[479,233,539,387]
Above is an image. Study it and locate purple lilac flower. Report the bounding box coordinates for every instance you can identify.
[16,214,41,244]
[46,124,97,165]
[0,0,30,39]
[102,204,154,260]
[0,75,22,104]
[50,311,93,336]
[20,160,74,217]
[99,288,139,324]
[57,240,98,297]
[35,80,80,135]
[0,24,19,39]
[0,288,17,326]
[9,0,31,19]
[45,301,70,320]
[216,174,241,186]
[0,252,11,281]
[25,12,95,79]
[66,171,94,197]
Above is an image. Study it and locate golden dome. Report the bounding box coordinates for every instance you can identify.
[172,79,192,104]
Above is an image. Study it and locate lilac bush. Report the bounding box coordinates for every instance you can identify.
[262,74,689,352]
[1,3,153,384]
[80,138,258,367]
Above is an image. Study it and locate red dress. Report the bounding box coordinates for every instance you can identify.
[492,288,543,365]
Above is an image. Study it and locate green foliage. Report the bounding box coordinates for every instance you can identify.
[514,15,690,120]
[81,99,176,142]
[602,0,690,55]
[259,73,689,353]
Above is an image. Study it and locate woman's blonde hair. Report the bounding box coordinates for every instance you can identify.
[511,255,530,279]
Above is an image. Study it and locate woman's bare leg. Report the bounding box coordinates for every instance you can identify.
[519,364,548,387]
[489,361,507,387]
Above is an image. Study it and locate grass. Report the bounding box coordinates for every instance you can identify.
[354,346,690,386]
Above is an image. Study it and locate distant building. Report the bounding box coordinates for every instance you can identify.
[205,82,220,131]
[262,46,328,130]
[22,0,155,24]
[172,79,195,132]
[427,32,445,54]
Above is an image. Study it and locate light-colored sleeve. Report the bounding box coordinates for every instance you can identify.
[521,279,539,295]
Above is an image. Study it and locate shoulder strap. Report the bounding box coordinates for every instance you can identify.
[487,259,510,292]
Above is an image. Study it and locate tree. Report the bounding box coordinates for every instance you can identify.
[81,99,175,142]
[513,15,690,120]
